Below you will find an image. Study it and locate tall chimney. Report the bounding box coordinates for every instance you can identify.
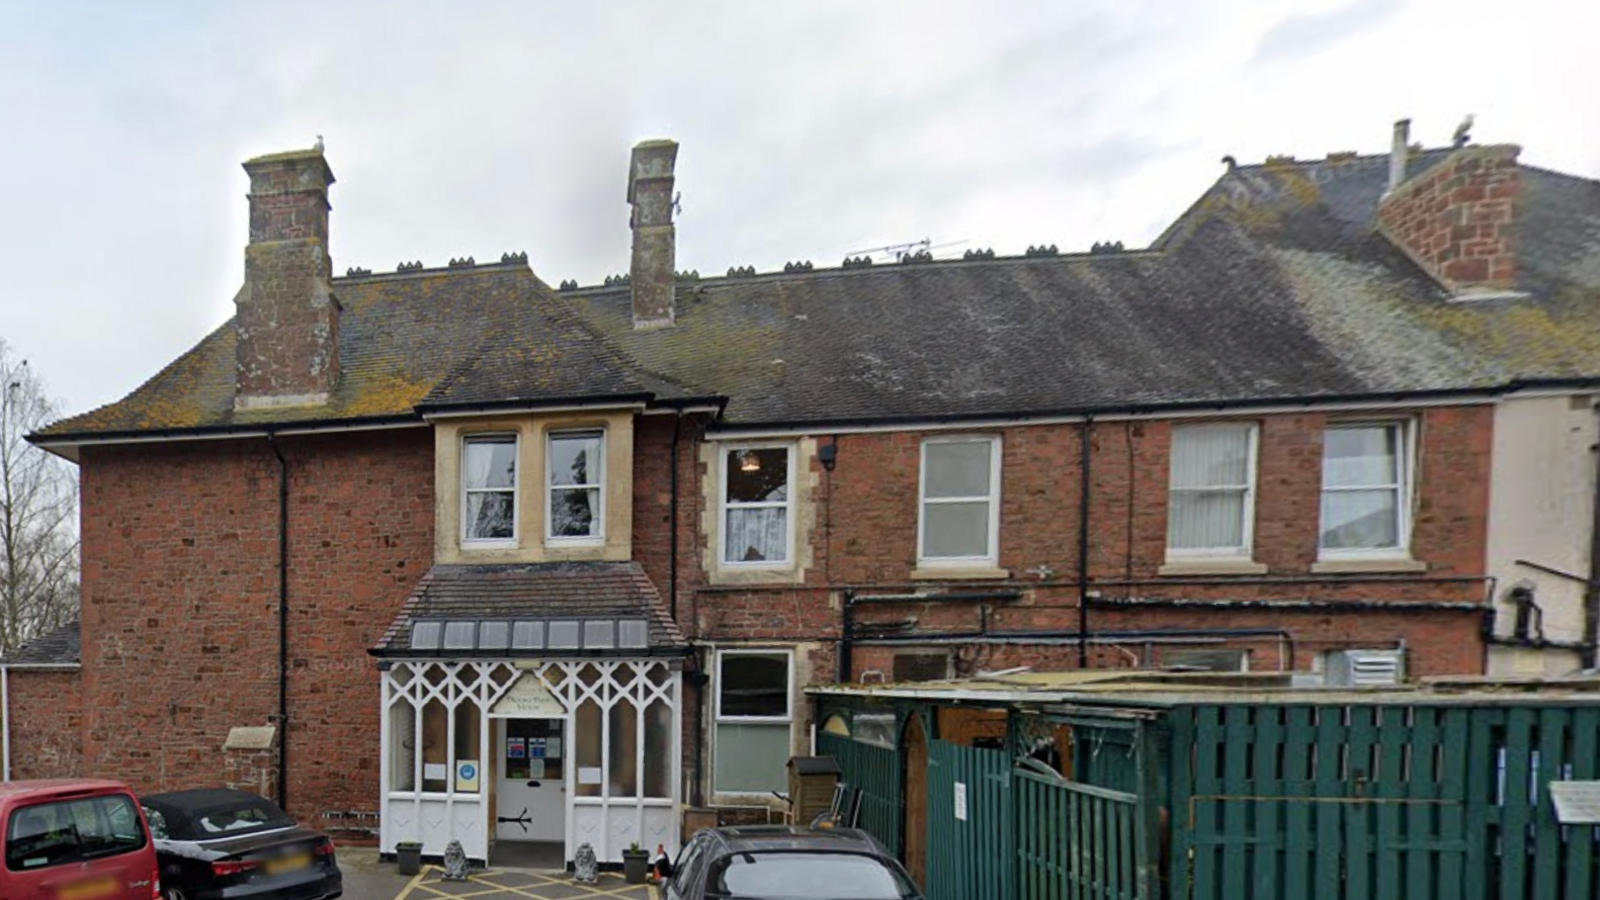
[1377,140,1523,297]
[627,140,679,329]
[1386,118,1410,194]
[236,148,340,409]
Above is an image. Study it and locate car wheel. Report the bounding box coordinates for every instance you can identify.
[164,887,187,900]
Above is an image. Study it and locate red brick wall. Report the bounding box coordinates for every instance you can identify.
[692,405,1494,677]
[1377,145,1521,292]
[75,430,432,821]
[7,670,83,779]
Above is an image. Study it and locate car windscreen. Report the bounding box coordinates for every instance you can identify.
[710,850,917,899]
[5,794,147,872]
[147,795,292,841]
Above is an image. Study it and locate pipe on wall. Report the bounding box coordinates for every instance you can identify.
[1076,417,1094,667]
[268,434,290,812]
[1586,399,1600,669]
[1,664,9,781]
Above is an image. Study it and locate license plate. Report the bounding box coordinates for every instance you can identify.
[264,853,311,875]
[57,877,119,900]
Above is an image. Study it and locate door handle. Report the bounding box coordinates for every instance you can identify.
[527,780,541,788]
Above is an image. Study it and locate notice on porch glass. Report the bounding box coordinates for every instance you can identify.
[954,782,968,822]
[1549,782,1600,824]
[579,766,603,785]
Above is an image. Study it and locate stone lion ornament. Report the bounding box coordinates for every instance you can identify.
[442,839,470,881]
[573,842,599,883]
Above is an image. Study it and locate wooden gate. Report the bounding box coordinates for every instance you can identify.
[926,738,1014,900]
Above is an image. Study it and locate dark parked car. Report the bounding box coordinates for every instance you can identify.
[662,825,923,900]
[138,790,340,900]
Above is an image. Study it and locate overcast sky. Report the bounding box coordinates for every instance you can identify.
[1,0,1595,418]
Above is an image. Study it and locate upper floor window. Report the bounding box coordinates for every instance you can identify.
[548,430,604,544]
[462,434,517,544]
[722,446,794,565]
[919,437,1001,564]
[1167,423,1257,557]
[1320,422,1411,555]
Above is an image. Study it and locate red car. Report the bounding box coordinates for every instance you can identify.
[1,779,161,900]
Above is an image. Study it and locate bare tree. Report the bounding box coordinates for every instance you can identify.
[0,337,79,655]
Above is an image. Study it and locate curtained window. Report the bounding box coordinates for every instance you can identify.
[1320,423,1410,554]
[548,430,604,543]
[919,437,1000,563]
[723,447,792,565]
[1167,423,1257,556]
[463,435,517,543]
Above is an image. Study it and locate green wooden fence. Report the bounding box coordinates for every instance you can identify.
[1169,703,1600,900]
[1017,768,1144,899]
[926,738,1015,900]
[817,731,904,855]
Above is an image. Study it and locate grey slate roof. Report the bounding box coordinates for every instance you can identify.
[2,621,81,667]
[33,144,1600,438]
[372,562,688,656]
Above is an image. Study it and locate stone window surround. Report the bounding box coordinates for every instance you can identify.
[700,438,818,585]
[434,411,634,565]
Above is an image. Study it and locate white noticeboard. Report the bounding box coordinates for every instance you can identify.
[1549,781,1600,824]
[424,763,449,781]
[954,782,968,822]
[578,766,603,786]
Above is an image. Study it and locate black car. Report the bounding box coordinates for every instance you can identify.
[139,789,341,900]
[662,825,923,900]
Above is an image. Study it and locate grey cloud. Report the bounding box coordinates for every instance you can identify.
[1253,0,1405,63]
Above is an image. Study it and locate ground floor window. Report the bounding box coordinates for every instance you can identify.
[714,649,793,793]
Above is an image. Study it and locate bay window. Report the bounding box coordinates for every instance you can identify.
[1167,423,1257,557]
[722,446,793,565]
[1319,422,1411,555]
[548,430,604,543]
[462,434,517,544]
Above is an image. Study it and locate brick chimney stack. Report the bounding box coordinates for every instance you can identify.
[1376,141,1523,298]
[627,140,679,329]
[236,147,340,409]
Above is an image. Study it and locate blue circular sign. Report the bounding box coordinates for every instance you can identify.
[460,764,477,780]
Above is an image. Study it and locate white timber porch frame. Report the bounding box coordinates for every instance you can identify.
[379,658,683,863]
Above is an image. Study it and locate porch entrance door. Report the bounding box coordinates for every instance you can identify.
[494,718,566,844]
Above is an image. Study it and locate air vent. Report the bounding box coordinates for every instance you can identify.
[1324,649,1405,687]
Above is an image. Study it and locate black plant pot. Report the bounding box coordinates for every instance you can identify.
[622,850,649,884]
[397,845,422,876]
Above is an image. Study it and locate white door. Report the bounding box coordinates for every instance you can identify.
[495,717,566,843]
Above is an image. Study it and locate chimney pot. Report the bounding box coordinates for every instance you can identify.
[627,140,679,329]
[1387,119,1411,195]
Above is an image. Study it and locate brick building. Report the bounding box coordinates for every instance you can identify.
[5,121,1600,865]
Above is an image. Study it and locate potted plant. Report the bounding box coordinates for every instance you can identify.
[622,841,649,884]
[396,840,423,876]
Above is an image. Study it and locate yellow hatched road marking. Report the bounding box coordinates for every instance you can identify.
[395,865,650,900]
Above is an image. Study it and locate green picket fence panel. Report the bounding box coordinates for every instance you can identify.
[818,731,904,855]
[1017,769,1142,900]
[1168,703,1600,900]
[926,738,1014,900]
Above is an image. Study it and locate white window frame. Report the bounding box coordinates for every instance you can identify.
[917,435,1002,566]
[461,433,519,548]
[712,648,795,796]
[1318,420,1415,559]
[545,429,606,546]
[1165,423,1259,560]
[719,444,796,568]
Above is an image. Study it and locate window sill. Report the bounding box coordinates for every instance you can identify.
[910,565,1010,581]
[1310,557,1428,574]
[1158,559,1269,577]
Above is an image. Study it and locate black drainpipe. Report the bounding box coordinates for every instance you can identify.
[838,590,857,683]
[669,411,682,622]
[1076,417,1094,668]
[1586,401,1600,669]
[267,434,290,812]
